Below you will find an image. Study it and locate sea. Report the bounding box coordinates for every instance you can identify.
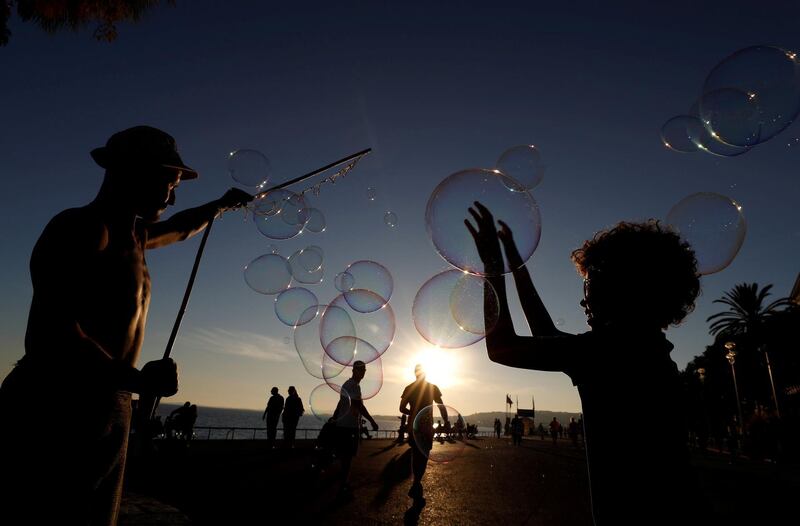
[155,403,492,440]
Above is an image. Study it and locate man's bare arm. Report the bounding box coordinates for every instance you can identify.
[145,188,252,249]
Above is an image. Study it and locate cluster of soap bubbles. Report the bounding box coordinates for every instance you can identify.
[291,260,394,416]
[415,145,543,348]
[661,45,800,156]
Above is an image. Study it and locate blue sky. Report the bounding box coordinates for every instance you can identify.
[1,1,798,415]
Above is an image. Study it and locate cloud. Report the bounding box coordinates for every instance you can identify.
[182,327,296,363]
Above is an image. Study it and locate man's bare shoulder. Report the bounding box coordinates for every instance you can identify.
[34,206,109,257]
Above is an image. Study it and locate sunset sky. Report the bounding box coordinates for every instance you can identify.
[1,1,798,416]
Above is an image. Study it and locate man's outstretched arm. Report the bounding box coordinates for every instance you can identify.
[145,188,252,248]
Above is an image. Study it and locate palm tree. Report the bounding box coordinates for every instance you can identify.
[707,283,792,340]
[708,283,792,417]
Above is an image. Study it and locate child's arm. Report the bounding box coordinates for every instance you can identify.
[497,220,565,337]
[466,202,578,372]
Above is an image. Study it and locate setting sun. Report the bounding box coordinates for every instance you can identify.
[409,346,459,388]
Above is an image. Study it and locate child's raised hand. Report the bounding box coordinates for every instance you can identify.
[465,201,503,273]
[498,220,524,268]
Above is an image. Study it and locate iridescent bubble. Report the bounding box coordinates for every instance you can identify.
[310,383,350,423]
[254,189,308,240]
[384,211,398,228]
[367,187,377,201]
[323,339,383,400]
[288,249,324,285]
[496,144,546,190]
[335,272,355,292]
[326,292,395,360]
[243,254,292,295]
[702,45,800,146]
[274,287,318,327]
[297,246,324,272]
[449,272,500,336]
[412,404,466,463]
[342,260,393,313]
[666,192,746,275]
[696,88,761,147]
[293,305,350,379]
[413,270,499,348]
[684,110,751,158]
[427,169,541,276]
[228,149,271,189]
[303,208,327,233]
[660,116,700,153]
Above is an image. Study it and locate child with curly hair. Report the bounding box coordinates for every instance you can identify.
[466,202,703,526]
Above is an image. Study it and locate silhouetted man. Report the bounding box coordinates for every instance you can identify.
[282,385,304,448]
[0,126,251,525]
[332,360,378,498]
[263,386,284,449]
[400,364,447,504]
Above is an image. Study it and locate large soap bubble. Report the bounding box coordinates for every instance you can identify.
[293,304,352,379]
[496,144,546,190]
[702,45,800,146]
[288,249,324,285]
[412,270,499,348]
[326,292,395,360]
[666,192,746,275]
[684,107,751,158]
[309,383,350,423]
[243,253,292,295]
[303,208,326,233]
[228,149,271,189]
[426,169,541,276]
[412,404,467,463]
[342,260,393,313]
[323,339,383,400]
[274,287,318,327]
[660,116,701,153]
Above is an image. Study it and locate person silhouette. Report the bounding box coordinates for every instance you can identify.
[262,387,284,449]
[0,126,251,525]
[400,364,447,504]
[549,417,561,446]
[331,360,378,498]
[282,386,304,448]
[467,202,703,526]
[568,417,580,447]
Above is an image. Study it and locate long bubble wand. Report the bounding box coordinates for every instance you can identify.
[144,148,372,421]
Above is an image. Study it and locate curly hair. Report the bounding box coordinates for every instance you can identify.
[571,220,700,328]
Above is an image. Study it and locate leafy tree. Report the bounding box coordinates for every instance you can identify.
[2,0,175,46]
[707,283,791,342]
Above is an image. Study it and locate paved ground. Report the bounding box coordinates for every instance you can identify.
[122,436,798,525]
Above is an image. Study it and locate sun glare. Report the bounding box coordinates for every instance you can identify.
[410,346,459,389]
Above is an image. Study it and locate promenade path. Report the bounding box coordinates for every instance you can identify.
[122,437,797,525]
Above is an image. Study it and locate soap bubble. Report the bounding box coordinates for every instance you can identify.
[384,211,398,228]
[310,383,350,423]
[367,187,377,201]
[274,287,318,327]
[228,149,271,189]
[243,254,291,295]
[660,116,700,153]
[303,208,326,233]
[427,169,541,276]
[335,272,355,292]
[342,260,393,313]
[293,305,351,379]
[327,291,395,360]
[666,192,746,275]
[412,404,466,463]
[323,339,383,400]
[496,144,546,190]
[288,249,324,285]
[254,190,308,240]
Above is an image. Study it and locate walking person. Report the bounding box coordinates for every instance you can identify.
[332,360,378,499]
[262,387,284,449]
[400,364,448,504]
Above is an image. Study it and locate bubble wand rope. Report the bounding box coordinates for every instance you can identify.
[145,148,371,420]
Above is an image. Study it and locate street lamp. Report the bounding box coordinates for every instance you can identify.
[759,345,781,418]
[724,342,744,430]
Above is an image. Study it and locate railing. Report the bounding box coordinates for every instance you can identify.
[187,426,494,441]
